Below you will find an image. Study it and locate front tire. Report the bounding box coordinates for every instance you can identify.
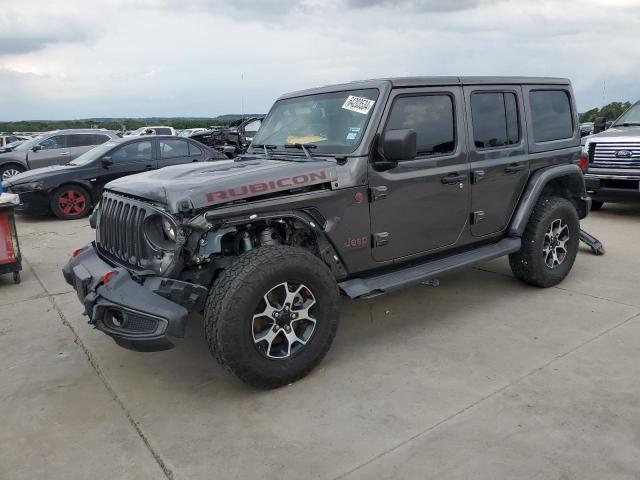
[50,185,91,220]
[509,197,580,287]
[0,163,25,181]
[205,246,340,388]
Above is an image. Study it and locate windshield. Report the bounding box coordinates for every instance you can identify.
[612,102,640,126]
[251,88,379,155]
[14,135,45,151]
[70,142,117,166]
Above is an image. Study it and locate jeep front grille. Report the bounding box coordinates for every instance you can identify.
[97,192,149,269]
[591,142,640,169]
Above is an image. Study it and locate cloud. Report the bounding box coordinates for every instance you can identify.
[0,0,639,120]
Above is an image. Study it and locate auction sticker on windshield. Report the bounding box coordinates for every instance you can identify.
[342,96,375,115]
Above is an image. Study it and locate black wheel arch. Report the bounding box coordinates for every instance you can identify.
[204,208,348,280]
[509,164,590,237]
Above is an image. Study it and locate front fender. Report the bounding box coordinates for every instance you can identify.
[509,164,590,237]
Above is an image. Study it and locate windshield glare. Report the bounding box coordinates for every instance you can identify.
[251,88,379,154]
[613,102,640,126]
[70,142,117,166]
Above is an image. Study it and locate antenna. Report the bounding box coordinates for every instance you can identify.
[241,73,245,123]
[601,79,606,107]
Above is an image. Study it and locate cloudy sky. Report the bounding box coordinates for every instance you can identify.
[1,0,638,120]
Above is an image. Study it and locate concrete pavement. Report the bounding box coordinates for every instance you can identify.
[1,204,639,479]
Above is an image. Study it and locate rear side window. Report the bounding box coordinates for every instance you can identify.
[69,134,96,147]
[154,128,173,135]
[188,142,203,156]
[160,139,189,158]
[529,90,573,142]
[385,94,455,156]
[471,92,519,148]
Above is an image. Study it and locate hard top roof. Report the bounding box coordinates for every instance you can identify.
[279,76,570,100]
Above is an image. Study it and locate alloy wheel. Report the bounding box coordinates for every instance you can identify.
[252,281,317,359]
[543,218,570,268]
[58,189,87,217]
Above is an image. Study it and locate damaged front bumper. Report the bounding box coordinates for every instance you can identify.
[62,244,208,351]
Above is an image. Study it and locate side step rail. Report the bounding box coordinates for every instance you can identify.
[339,237,522,299]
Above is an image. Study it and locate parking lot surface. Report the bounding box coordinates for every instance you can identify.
[1,205,639,480]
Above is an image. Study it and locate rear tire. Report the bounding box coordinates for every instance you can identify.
[50,185,91,220]
[0,163,25,181]
[590,200,604,211]
[204,246,340,388]
[509,197,580,287]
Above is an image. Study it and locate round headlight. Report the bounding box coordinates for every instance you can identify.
[162,218,176,241]
[144,215,178,251]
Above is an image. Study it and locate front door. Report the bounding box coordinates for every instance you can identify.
[92,139,157,195]
[27,134,70,169]
[463,86,530,237]
[368,87,470,262]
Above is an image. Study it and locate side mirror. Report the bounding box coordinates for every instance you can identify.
[101,156,113,168]
[593,117,607,134]
[31,145,42,152]
[377,129,416,169]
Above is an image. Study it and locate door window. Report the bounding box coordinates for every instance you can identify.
[470,92,520,148]
[38,135,67,150]
[385,94,455,157]
[69,134,97,147]
[154,127,173,135]
[188,142,203,156]
[110,141,152,162]
[94,134,111,145]
[160,139,189,158]
[529,90,573,142]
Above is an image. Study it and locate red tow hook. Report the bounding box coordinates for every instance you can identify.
[102,270,118,285]
[71,246,87,258]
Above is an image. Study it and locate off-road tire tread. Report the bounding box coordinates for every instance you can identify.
[509,196,579,288]
[204,246,339,388]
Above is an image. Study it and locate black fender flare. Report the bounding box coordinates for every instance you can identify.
[204,208,348,280]
[509,164,590,237]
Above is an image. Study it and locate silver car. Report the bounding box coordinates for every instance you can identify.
[0,129,120,180]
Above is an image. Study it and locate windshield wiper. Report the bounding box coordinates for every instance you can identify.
[284,143,317,161]
[252,143,278,159]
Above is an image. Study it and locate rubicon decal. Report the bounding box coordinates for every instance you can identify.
[205,170,330,204]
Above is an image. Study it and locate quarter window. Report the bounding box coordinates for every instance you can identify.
[529,90,573,142]
[385,94,455,156]
[160,139,189,158]
[94,134,111,145]
[111,141,152,162]
[470,92,520,149]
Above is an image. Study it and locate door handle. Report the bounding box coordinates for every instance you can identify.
[441,173,467,185]
[145,165,154,170]
[505,163,525,174]
[59,152,70,156]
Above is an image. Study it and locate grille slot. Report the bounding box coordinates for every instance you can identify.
[97,192,148,269]
[592,142,640,169]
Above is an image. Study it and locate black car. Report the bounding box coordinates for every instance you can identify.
[2,135,226,220]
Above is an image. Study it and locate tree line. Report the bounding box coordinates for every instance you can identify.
[0,116,259,133]
[579,101,632,123]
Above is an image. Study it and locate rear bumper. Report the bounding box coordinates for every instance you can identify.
[62,244,208,351]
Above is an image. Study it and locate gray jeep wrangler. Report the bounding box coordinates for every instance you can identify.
[64,77,590,388]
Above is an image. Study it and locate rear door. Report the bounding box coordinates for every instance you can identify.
[368,86,470,262]
[463,85,529,237]
[158,138,193,168]
[27,134,70,169]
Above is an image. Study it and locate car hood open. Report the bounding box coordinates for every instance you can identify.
[105,158,338,213]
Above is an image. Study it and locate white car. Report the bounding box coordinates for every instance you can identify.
[126,126,176,136]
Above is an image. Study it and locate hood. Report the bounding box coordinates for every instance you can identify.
[4,164,78,187]
[585,125,640,143]
[105,157,338,213]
